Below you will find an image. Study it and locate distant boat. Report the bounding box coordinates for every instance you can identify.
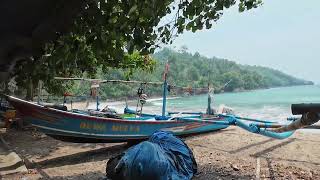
[6,95,229,143]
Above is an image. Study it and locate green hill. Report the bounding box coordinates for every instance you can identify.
[151,48,313,92]
[68,48,313,99]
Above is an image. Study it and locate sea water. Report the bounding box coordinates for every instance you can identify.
[94,85,320,122]
[144,85,320,121]
[89,85,320,133]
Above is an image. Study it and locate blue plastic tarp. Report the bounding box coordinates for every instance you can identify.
[106,131,197,180]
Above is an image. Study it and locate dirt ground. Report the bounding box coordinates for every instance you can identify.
[1,126,320,180]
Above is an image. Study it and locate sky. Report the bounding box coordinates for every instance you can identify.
[168,0,320,83]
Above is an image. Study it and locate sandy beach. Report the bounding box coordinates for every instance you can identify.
[1,126,319,180]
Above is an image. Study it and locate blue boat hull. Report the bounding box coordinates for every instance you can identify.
[7,96,229,143]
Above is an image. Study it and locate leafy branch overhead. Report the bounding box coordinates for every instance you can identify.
[11,0,262,98]
[49,0,262,69]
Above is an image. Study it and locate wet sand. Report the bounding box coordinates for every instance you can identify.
[1,126,319,180]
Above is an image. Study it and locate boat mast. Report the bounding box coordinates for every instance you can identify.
[90,81,100,111]
[207,62,212,115]
[162,78,168,117]
[96,92,99,111]
[162,62,169,117]
[207,83,212,115]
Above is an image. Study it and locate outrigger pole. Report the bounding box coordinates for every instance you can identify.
[177,104,320,139]
[54,77,163,111]
[54,77,163,85]
[56,62,171,117]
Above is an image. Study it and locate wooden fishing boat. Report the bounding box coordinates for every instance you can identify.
[6,96,229,143]
[7,63,319,143]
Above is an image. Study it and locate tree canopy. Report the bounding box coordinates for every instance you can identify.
[5,0,263,99]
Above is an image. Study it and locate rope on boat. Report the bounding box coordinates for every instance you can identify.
[270,112,320,133]
[178,111,320,139]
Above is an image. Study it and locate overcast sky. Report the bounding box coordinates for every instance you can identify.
[168,0,320,83]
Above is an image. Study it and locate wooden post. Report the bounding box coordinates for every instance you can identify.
[256,157,261,180]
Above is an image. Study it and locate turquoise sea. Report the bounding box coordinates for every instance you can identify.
[140,85,320,121]
[94,85,320,121]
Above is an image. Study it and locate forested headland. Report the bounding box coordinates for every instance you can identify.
[64,48,313,100]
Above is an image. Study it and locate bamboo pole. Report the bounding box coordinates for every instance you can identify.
[54,77,163,85]
[54,77,217,90]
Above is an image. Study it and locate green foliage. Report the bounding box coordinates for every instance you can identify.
[241,65,314,87]
[11,0,263,98]
[47,0,262,68]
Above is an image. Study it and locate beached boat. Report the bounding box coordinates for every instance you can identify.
[6,95,229,143]
[7,64,320,143]
[6,93,320,143]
